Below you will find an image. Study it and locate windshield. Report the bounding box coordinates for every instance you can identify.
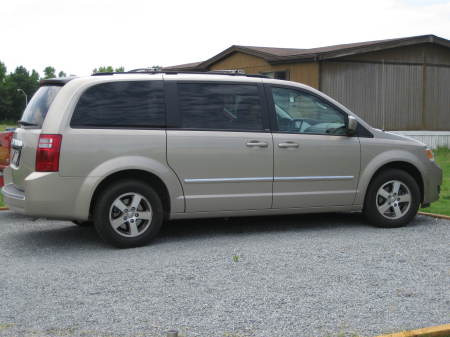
[20,85,61,127]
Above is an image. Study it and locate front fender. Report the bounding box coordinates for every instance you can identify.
[354,149,425,206]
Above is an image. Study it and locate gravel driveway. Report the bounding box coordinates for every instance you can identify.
[0,210,448,337]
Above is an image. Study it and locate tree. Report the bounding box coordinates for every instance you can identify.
[0,62,6,82]
[0,65,40,121]
[92,66,125,73]
[0,61,9,121]
[58,71,67,78]
[43,66,56,79]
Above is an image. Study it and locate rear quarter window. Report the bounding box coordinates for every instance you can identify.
[20,85,61,127]
[70,80,165,128]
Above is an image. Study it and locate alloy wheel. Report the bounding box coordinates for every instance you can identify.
[108,192,153,237]
[376,180,411,220]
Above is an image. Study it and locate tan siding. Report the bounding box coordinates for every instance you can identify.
[288,63,320,89]
[208,52,320,88]
[209,52,270,71]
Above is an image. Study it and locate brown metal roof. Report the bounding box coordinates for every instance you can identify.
[162,61,204,71]
[164,34,450,70]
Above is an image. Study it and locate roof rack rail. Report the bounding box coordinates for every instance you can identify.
[128,67,161,73]
[91,69,269,78]
[164,70,269,78]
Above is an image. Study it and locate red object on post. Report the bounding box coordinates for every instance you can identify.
[35,134,62,172]
[0,131,14,187]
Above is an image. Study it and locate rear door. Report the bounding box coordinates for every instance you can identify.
[267,84,361,208]
[166,80,274,212]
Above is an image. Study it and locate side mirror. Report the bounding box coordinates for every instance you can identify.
[347,115,358,136]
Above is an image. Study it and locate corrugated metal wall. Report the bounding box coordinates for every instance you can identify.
[320,61,450,130]
[425,66,450,130]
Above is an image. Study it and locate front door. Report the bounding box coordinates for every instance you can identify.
[166,81,273,212]
[267,85,361,208]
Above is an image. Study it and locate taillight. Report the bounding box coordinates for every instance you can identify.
[35,134,62,172]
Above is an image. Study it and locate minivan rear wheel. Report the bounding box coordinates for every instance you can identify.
[93,179,164,248]
[364,169,420,228]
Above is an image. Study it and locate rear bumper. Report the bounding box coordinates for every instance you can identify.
[2,183,25,212]
[1,167,94,220]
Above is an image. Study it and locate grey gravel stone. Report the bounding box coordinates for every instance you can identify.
[0,211,448,337]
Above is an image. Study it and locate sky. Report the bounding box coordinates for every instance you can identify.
[1,0,449,77]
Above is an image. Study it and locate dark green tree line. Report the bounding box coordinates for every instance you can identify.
[0,62,40,121]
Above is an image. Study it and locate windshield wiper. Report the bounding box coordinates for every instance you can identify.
[18,120,38,127]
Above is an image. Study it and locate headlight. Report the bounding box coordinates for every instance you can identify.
[425,148,434,161]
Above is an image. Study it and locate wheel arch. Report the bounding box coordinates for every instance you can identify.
[361,161,424,206]
[89,169,172,220]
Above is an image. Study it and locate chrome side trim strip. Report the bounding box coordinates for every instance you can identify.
[184,176,354,184]
[274,176,354,182]
[273,190,356,197]
[185,192,273,199]
[184,177,273,184]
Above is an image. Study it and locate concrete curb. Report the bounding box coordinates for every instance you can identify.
[418,211,450,221]
[376,323,450,337]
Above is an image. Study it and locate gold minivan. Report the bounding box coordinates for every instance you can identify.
[2,71,442,248]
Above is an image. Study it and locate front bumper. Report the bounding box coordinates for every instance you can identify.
[423,161,443,205]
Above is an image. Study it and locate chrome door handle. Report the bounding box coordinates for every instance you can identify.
[278,142,299,148]
[246,140,268,148]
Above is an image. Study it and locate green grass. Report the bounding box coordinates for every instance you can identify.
[420,147,450,216]
[0,121,16,131]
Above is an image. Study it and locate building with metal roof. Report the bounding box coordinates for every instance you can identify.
[165,34,450,135]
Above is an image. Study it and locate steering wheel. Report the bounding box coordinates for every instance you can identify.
[292,119,304,132]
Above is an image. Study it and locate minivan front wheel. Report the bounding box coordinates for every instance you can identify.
[94,180,164,248]
[364,169,420,228]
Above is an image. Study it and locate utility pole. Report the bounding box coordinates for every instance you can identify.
[17,88,28,107]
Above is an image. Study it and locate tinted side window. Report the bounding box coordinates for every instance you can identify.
[71,81,165,128]
[178,83,264,131]
[272,87,346,135]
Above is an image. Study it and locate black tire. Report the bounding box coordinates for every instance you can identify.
[72,220,94,227]
[93,179,164,248]
[364,169,420,228]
